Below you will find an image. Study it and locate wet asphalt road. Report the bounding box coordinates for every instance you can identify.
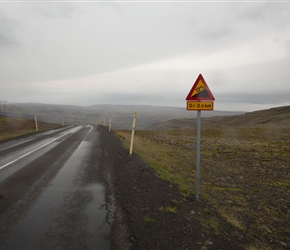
[0,125,113,249]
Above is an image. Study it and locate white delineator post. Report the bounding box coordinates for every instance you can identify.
[109,116,112,132]
[34,115,38,131]
[129,112,137,155]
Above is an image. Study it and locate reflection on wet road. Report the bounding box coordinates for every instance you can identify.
[0,125,114,249]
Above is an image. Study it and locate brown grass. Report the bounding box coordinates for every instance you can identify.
[0,116,62,141]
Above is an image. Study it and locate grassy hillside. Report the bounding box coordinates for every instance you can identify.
[148,105,290,130]
[0,115,62,141]
[115,106,290,250]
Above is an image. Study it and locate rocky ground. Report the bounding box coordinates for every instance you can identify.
[98,126,250,250]
[112,123,290,250]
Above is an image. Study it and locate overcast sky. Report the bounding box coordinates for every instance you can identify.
[1,1,290,111]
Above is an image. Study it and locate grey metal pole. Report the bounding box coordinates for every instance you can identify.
[196,110,201,201]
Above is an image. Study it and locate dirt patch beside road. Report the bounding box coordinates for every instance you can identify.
[98,126,248,250]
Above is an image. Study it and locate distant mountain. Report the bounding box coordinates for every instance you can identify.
[2,103,244,130]
[147,105,290,130]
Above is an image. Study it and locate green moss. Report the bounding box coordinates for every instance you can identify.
[178,185,191,196]
[143,215,155,223]
[201,208,220,235]
[210,186,243,192]
[171,199,179,205]
[218,209,245,231]
[158,206,177,213]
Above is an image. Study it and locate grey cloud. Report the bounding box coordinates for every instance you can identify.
[199,26,235,42]
[0,34,10,46]
[237,2,290,28]
[217,92,290,105]
[0,12,18,47]
[1,2,290,111]
[286,40,290,55]
[32,3,76,19]
[238,3,271,22]
[2,3,205,83]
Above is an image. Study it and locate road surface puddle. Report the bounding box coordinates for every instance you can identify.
[84,184,115,249]
[1,138,114,249]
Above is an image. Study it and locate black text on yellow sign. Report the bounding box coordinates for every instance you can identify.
[187,101,214,111]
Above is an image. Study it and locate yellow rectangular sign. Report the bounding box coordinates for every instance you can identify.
[187,101,214,111]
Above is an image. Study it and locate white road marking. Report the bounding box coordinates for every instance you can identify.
[88,126,94,134]
[0,126,82,170]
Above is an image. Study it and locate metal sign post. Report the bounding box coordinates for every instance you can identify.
[185,74,215,201]
[196,110,201,201]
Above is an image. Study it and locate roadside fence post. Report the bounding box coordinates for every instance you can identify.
[129,112,137,155]
[34,115,39,131]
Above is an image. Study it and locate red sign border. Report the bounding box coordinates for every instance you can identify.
[186,74,215,101]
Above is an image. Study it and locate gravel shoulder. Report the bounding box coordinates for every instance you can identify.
[98,126,248,250]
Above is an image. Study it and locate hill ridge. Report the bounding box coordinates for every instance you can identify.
[147,105,290,130]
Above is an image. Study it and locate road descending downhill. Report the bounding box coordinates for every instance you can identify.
[1,124,263,250]
[0,125,114,249]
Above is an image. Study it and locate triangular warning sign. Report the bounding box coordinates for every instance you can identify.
[186,74,215,101]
